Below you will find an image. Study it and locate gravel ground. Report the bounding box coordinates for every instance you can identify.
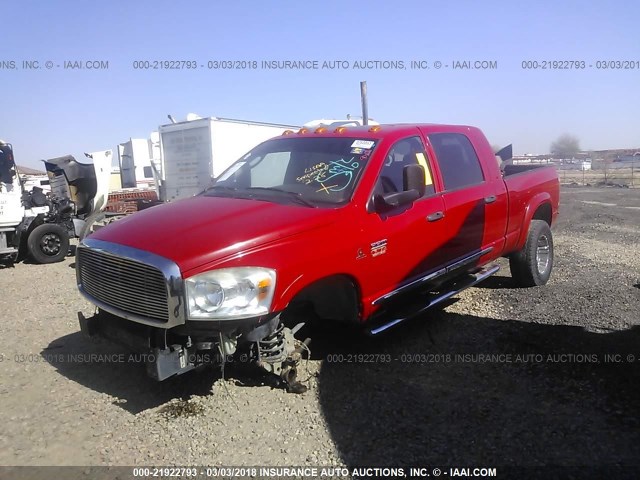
[0,186,639,473]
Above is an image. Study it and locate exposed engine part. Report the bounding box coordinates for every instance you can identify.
[217,332,240,410]
[217,334,237,357]
[256,322,310,394]
[147,344,195,381]
[77,308,313,391]
[244,315,280,343]
[258,322,289,364]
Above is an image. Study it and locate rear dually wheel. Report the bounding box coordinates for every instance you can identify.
[509,219,554,287]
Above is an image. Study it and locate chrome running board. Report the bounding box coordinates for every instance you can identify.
[367,264,500,336]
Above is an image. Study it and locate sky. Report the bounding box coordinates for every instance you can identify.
[1,0,639,168]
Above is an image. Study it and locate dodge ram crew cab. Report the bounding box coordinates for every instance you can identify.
[76,124,559,391]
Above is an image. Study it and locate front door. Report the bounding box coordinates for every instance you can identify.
[356,136,450,307]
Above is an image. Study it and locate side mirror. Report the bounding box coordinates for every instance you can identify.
[403,163,426,197]
[375,163,424,211]
[377,189,420,210]
[369,162,426,213]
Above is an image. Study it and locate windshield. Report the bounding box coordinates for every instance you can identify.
[206,136,378,207]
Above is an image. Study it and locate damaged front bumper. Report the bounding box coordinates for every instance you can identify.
[78,309,309,392]
[78,310,194,381]
[75,239,309,390]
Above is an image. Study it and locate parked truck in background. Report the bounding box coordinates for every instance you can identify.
[102,118,300,215]
[117,137,158,190]
[102,137,161,215]
[76,123,559,391]
[0,141,110,264]
[156,117,299,201]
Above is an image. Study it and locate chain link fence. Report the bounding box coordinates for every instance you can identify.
[555,160,638,187]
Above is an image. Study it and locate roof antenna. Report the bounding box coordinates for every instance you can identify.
[167,114,177,124]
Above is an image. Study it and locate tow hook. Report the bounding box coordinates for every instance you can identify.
[256,323,311,394]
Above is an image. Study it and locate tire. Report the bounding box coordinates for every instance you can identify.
[27,224,70,264]
[509,219,554,287]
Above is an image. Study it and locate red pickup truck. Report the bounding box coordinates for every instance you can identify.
[76,124,559,391]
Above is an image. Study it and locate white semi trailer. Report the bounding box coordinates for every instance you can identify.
[117,138,157,189]
[156,117,299,201]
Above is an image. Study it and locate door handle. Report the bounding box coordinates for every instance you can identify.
[427,211,445,222]
[484,195,497,204]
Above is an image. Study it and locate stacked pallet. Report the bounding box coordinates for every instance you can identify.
[105,189,158,214]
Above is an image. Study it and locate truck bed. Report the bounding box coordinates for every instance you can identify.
[502,163,554,176]
[502,164,560,253]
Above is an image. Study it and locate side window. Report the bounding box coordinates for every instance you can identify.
[0,147,17,184]
[429,133,484,190]
[376,136,435,196]
[143,166,153,178]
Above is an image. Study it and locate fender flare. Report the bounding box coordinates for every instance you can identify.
[516,192,552,251]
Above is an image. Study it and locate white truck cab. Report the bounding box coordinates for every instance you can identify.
[0,141,110,264]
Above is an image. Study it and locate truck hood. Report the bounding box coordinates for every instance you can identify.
[43,151,112,217]
[89,195,340,273]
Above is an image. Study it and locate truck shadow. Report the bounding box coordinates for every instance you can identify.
[314,309,640,467]
[472,273,524,290]
[42,332,221,414]
[44,305,640,472]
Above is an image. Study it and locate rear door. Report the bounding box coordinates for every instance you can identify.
[425,132,507,270]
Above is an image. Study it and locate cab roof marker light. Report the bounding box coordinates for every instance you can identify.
[282,130,294,135]
[298,128,309,134]
[369,125,382,132]
[334,126,348,133]
[314,127,328,134]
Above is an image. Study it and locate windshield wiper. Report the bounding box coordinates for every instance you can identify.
[202,184,241,195]
[247,187,316,208]
[207,184,239,191]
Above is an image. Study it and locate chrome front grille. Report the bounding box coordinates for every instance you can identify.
[77,246,170,322]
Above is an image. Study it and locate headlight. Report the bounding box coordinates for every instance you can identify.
[186,267,276,320]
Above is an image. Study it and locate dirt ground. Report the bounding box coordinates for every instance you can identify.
[0,186,639,475]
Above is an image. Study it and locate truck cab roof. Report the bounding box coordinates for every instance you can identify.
[287,123,482,139]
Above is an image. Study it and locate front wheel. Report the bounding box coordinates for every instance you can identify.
[509,219,554,287]
[27,224,70,264]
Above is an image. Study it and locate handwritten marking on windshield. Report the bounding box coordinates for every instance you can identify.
[320,158,360,192]
[316,183,339,194]
[296,157,363,193]
[296,163,329,184]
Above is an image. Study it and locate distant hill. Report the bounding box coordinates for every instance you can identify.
[17,165,46,175]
